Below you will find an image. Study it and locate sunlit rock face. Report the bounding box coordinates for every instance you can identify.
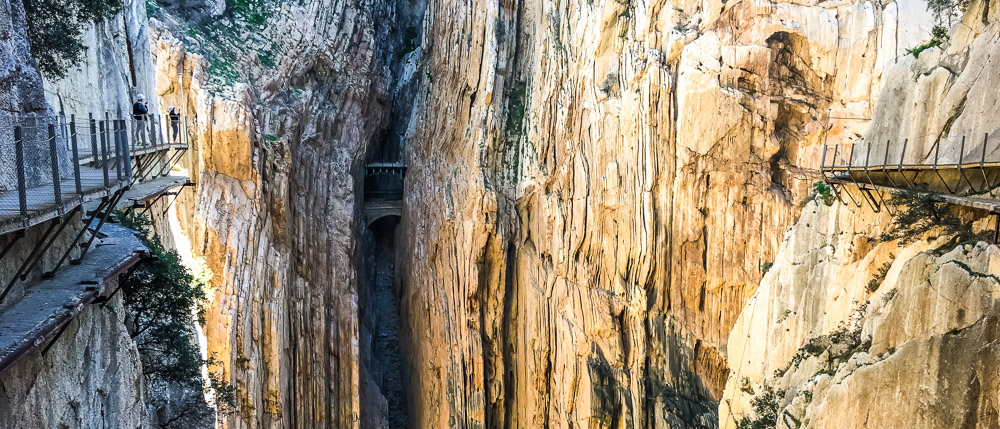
[151,0,1000,427]
[151,0,395,426]
[721,200,1000,428]
[396,0,933,427]
[721,3,1000,427]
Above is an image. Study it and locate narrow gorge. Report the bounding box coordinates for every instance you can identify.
[0,0,999,427]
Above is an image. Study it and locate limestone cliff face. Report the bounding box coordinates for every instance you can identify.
[150,0,395,426]
[720,2,1000,427]
[152,0,1000,428]
[0,295,148,429]
[397,0,933,427]
[0,0,151,426]
[721,199,1000,428]
[41,0,157,116]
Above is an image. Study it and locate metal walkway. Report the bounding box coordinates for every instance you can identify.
[0,111,192,304]
[0,112,190,236]
[0,222,147,374]
[821,133,1000,213]
[364,161,406,224]
[0,110,194,375]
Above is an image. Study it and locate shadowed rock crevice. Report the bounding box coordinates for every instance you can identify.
[360,215,410,428]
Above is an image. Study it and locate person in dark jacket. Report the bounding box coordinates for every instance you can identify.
[168,106,181,143]
[132,94,149,145]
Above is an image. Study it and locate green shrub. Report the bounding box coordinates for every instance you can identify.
[866,258,893,293]
[812,181,835,206]
[504,79,528,138]
[783,317,871,375]
[880,190,974,244]
[22,0,123,78]
[117,211,237,415]
[738,385,783,429]
[907,25,950,58]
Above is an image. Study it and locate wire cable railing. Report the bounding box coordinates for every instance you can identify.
[0,111,190,235]
[820,129,1000,212]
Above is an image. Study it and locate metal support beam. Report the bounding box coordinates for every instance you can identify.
[19,206,81,281]
[61,196,111,267]
[0,218,60,303]
[72,189,125,264]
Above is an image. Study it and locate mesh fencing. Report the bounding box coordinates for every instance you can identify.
[0,111,190,226]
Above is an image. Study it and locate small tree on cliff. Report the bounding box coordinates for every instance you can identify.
[116,210,237,425]
[21,0,123,78]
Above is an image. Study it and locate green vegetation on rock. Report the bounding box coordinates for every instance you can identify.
[23,0,123,78]
[117,211,237,417]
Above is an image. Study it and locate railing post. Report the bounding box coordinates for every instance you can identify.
[120,119,133,181]
[89,113,99,163]
[69,114,82,194]
[48,123,62,208]
[149,114,158,148]
[59,112,69,152]
[114,119,123,181]
[933,137,955,193]
[882,140,899,188]
[984,133,995,198]
[140,115,148,148]
[897,139,912,188]
[14,126,27,223]
[958,136,976,192]
[157,114,166,147]
[99,119,110,187]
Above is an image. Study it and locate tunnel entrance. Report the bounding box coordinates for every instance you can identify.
[361,215,409,428]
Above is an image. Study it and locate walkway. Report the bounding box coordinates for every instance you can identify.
[0,110,194,375]
[0,222,147,374]
[0,113,190,235]
[821,133,1000,212]
[364,161,406,223]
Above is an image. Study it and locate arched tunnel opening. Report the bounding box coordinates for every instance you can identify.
[359,214,410,428]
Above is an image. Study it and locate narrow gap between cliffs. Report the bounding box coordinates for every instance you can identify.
[364,215,409,428]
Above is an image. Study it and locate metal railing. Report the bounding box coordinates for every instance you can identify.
[820,131,1000,211]
[364,162,406,201]
[0,111,190,235]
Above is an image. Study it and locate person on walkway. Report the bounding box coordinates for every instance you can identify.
[168,106,181,143]
[132,94,149,146]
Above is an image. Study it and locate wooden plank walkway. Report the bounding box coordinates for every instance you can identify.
[0,223,147,374]
[0,168,126,236]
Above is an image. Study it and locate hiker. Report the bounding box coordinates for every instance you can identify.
[132,94,149,145]
[168,106,181,143]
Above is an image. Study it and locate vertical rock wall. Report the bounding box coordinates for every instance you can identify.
[721,2,1000,427]
[151,0,396,426]
[0,1,150,426]
[0,294,148,429]
[397,0,934,427]
[151,0,1000,428]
